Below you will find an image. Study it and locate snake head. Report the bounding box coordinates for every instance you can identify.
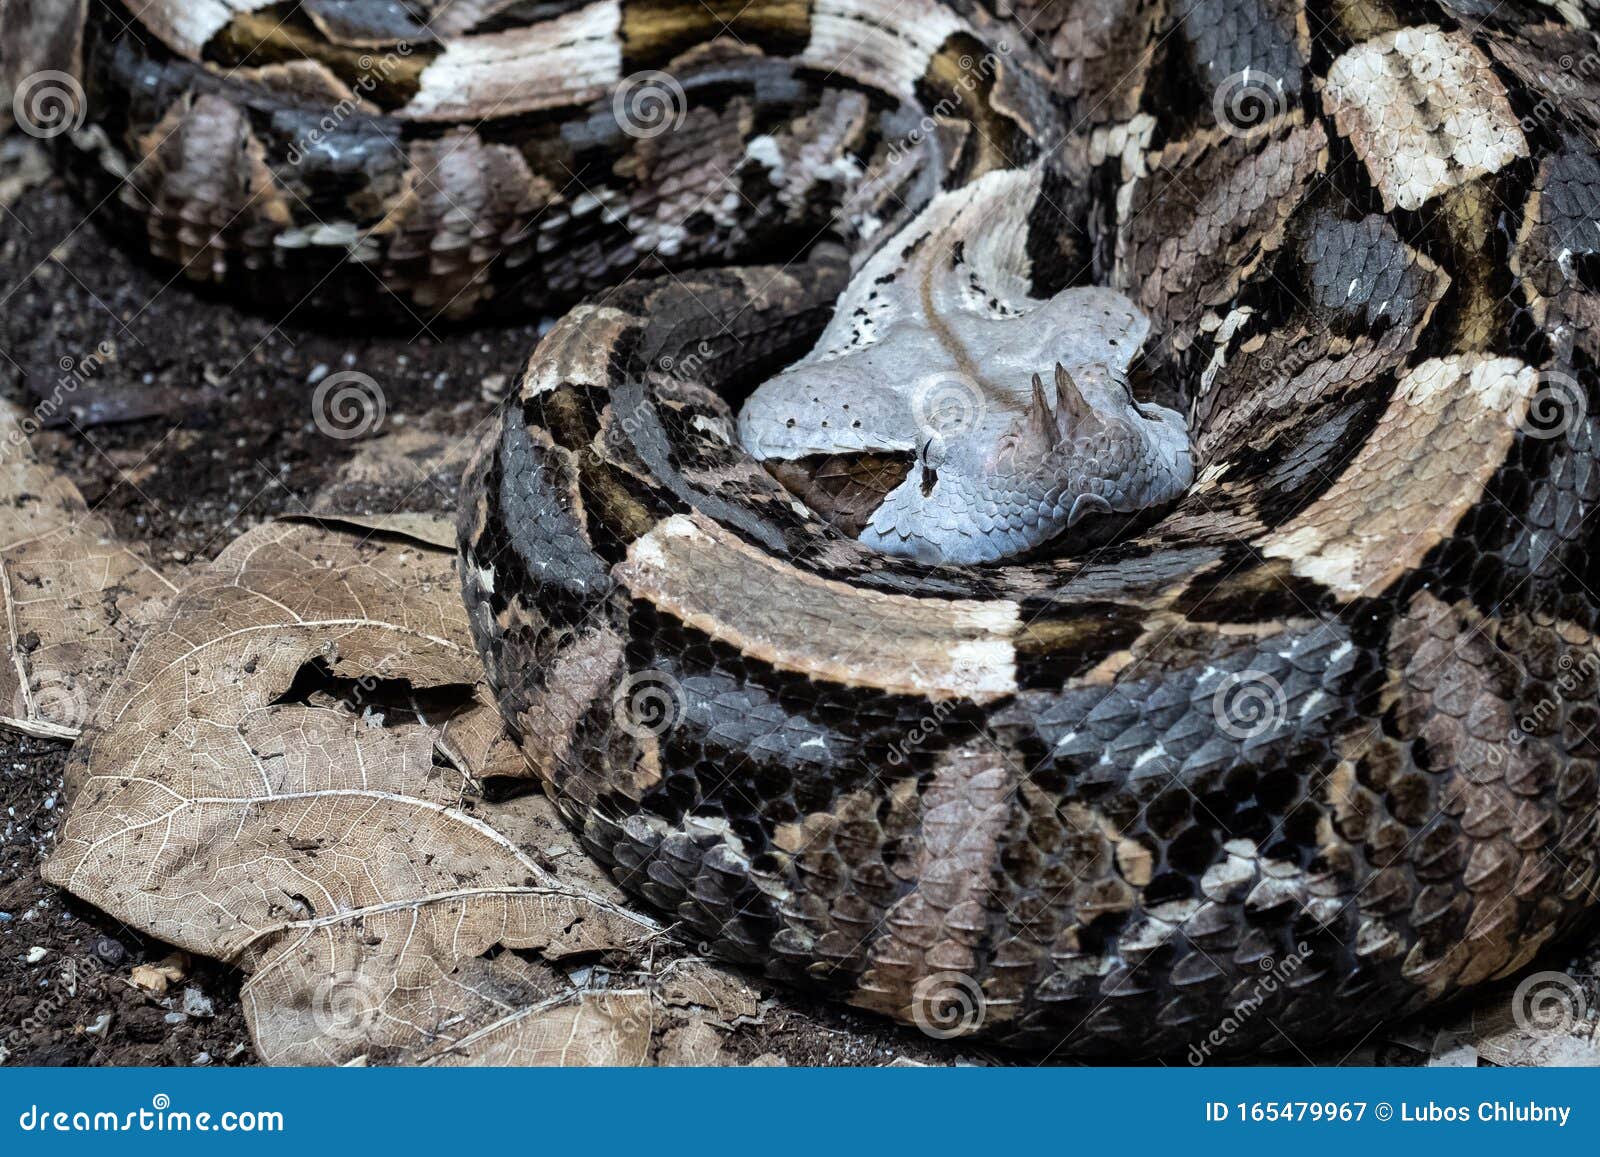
[858,360,1191,564]
[739,166,1195,565]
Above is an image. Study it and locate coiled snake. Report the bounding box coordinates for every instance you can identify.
[9,0,1600,1056]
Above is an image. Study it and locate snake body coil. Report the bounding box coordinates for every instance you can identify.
[11,0,1600,1055]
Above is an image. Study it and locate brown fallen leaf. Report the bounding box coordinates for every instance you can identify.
[129,951,190,995]
[43,518,658,1064]
[656,1017,731,1067]
[764,452,914,539]
[295,423,528,776]
[306,423,477,536]
[277,510,525,779]
[283,511,460,552]
[655,959,764,1027]
[418,991,655,1066]
[630,958,767,1066]
[1466,979,1600,1068]
[1,399,177,739]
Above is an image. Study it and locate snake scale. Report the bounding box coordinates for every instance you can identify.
[8,0,1600,1058]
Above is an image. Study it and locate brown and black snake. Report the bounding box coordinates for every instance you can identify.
[5,0,1600,1057]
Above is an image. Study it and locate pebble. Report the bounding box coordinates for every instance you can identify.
[84,1012,113,1036]
[182,987,215,1019]
[25,946,47,964]
[91,936,127,967]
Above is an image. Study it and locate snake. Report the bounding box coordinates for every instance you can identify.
[8,0,1600,1058]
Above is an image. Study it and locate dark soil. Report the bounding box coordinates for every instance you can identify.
[0,157,541,566]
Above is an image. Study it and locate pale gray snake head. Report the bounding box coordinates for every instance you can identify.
[737,166,1194,564]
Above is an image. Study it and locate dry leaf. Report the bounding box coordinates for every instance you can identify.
[276,511,523,777]
[1467,992,1600,1067]
[1,399,177,739]
[129,951,190,995]
[296,424,523,773]
[419,991,654,1066]
[656,1017,731,1066]
[307,423,476,535]
[656,959,763,1026]
[43,518,657,1064]
[284,511,460,551]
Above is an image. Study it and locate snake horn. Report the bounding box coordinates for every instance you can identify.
[1026,372,1058,447]
[1053,363,1096,437]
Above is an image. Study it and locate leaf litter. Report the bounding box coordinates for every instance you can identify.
[36,509,677,1063]
[1,399,177,740]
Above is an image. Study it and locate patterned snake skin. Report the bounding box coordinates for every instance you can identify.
[10,0,1600,1056]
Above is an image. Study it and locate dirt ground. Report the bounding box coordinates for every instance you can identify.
[2,131,1597,1067]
